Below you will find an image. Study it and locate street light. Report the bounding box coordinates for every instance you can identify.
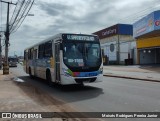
[143,50,146,53]
[148,50,151,53]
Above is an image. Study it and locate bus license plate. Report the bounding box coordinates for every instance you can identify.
[87,73,97,77]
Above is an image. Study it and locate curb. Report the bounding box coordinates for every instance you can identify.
[103,74,160,83]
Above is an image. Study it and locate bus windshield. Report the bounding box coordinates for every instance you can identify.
[63,42,101,71]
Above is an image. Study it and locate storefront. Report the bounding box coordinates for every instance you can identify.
[133,10,160,64]
[93,24,135,65]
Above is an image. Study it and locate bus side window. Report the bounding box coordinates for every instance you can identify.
[24,50,28,60]
[24,50,26,60]
[34,49,38,59]
[31,48,34,59]
[28,49,31,59]
[38,44,45,59]
[44,41,52,57]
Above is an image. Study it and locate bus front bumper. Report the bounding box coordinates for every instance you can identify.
[60,74,103,85]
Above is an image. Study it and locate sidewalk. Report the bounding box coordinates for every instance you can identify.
[0,70,63,121]
[103,65,160,82]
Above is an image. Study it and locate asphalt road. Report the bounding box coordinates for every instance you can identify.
[10,64,160,121]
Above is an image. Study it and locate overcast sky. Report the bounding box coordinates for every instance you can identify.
[0,0,160,56]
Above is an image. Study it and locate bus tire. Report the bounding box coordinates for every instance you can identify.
[46,70,53,86]
[29,67,33,78]
[78,83,84,86]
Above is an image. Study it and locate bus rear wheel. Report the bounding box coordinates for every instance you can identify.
[29,67,33,78]
[78,83,84,86]
[46,70,53,86]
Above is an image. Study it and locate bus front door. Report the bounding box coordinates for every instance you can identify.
[55,43,60,82]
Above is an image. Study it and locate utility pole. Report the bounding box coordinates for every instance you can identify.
[0,34,2,70]
[117,35,120,65]
[1,0,16,74]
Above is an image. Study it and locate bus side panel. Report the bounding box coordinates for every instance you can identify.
[36,59,50,80]
[50,57,55,83]
[36,66,46,80]
[60,50,66,84]
[50,42,56,83]
[60,52,78,85]
[23,59,27,73]
[28,60,34,75]
[31,65,34,76]
[60,63,77,85]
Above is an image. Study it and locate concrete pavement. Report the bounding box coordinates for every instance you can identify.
[0,70,95,121]
[103,65,160,82]
[0,70,63,121]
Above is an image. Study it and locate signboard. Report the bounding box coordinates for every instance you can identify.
[154,11,160,30]
[133,10,160,38]
[62,34,99,41]
[93,25,118,39]
[93,24,132,39]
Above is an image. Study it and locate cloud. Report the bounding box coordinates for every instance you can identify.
[1,0,158,56]
[38,2,70,16]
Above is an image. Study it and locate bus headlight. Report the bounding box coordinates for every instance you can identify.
[99,67,103,74]
[62,68,72,77]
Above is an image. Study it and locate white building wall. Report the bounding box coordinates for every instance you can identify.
[120,42,128,62]
[100,35,137,64]
[130,40,137,64]
[119,35,136,64]
[101,36,118,61]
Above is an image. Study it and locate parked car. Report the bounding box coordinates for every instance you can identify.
[8,56,18,67]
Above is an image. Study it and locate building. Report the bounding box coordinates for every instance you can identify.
[133,10,160,64]
[93,24,136,65]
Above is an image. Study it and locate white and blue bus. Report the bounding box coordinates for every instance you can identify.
[24,33,103,85]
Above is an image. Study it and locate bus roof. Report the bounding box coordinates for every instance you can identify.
[24,33,98,50]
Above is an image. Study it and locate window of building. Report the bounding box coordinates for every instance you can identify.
[110,43,114,52]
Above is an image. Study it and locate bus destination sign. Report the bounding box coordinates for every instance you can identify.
[63,34,98,41]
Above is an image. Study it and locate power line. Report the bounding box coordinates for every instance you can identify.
[10,0,31,32]
[11,0,34,33]
[0,1,3,32]
[9,0,34,33]
[9,0,19,25]
[118,0,160,24]
[9,0,25,31]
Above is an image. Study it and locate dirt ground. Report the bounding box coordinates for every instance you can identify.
[0,71,100,121]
